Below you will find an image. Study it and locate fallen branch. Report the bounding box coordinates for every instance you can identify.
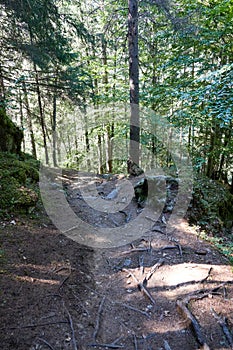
[138,255,144,275]
[58,266,72,290]
[212,308,233,348]
[162,244,183,257]
[114,302,150,318]
[138,281,156,304]
[93,296,106,341]
[133,334,138,350]
[38,338,56,350]
[163,340,172,350]
[4,320,69,330]
[63,302,78,350]
[200,267,212,283]
[88,343,124,348]
[123,269,156,304]
[146,258,164,281]
[177,298,209,348]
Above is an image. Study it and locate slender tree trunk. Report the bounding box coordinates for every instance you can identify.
[52,92,57,167]
[83,111,91,171]
[128,0,140,165]
[0,63,6,112]
[22,81,37,159]
[97,134,103,174]
[18,89,25,152]
[34,64,49,164]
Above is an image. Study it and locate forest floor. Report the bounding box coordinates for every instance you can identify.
[0,170,233,350]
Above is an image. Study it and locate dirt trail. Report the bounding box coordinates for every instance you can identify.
[0,170,233,350]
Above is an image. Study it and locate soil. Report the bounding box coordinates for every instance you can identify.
[0,170,233,350]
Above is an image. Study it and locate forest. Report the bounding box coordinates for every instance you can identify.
[0,1,233,349]
[0,0,233,237]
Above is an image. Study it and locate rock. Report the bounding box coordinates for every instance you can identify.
[0,109,23,154]
[127,158,144,176]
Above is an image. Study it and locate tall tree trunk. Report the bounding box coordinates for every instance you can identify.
[22,81,37,159]
[34,64,49,164]
[128,0,140,165]
[52,92,57,167]
[83,110,91,171]
[18,89,25,152]
[0,63,6,112]
[97,134,103,174]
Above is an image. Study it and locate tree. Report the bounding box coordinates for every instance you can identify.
[128,0,140,165]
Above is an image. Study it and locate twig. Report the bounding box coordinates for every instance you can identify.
[163,340,172,350]
[145,216,156,222]
[93,296,106,341]
[63,302,78,350]
[138,281,156,304]
[119,247,148,256]
[133,334,138,350]
[177,298,208,347]
[38,338,56,350]
[3,320,69,330]
[89,343,124,348]
[72,291,90,317]
[138,255,144,275]
[162,244,183,257]
[146,258,164,281]
[114,302,150,318]
[122,268,139,284]
[123,268,156,304]
[58,266,72,290]
[212,308,233,347]
[200,267,212,283]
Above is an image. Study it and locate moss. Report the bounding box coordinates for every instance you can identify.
[0,109,23,154]
[0,152,39,213]
[188,175,233,234]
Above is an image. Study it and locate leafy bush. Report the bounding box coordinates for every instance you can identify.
[188,175,233,234]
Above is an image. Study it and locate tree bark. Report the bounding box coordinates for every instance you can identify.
[52,92,57,167]
[22,81,37,159]
[0,63,6,112]
[128,0,140,165]
[34,64,49,164]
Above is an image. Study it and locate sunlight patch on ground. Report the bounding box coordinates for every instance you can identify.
[13,275,60,285]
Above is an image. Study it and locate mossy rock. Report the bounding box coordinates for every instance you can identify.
[0,109,23,154]
[0,152,39,212]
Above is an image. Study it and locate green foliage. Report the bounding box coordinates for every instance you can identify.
[188,175,233,233]
[0,109,23,154]
[0,152,39,213]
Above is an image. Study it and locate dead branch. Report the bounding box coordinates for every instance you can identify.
[133,334,138,350]
[89,343,124,348]
[122,268,140,284]
[38,338,56,350]
[146,258,164,281]
[114,302,150,318]
[119,247,148,256]
[4,320,69,330]
[212,308,233,348]
[63,302,78,350]
[58,266,72,290]
[200,267,212,283]
[93,296,106,341]
[138,281,156,304]
[138,255,144,275]
[176,244,183,257]
[123,268,156,304]
[177,299,208,347]
[164,340,172,350]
